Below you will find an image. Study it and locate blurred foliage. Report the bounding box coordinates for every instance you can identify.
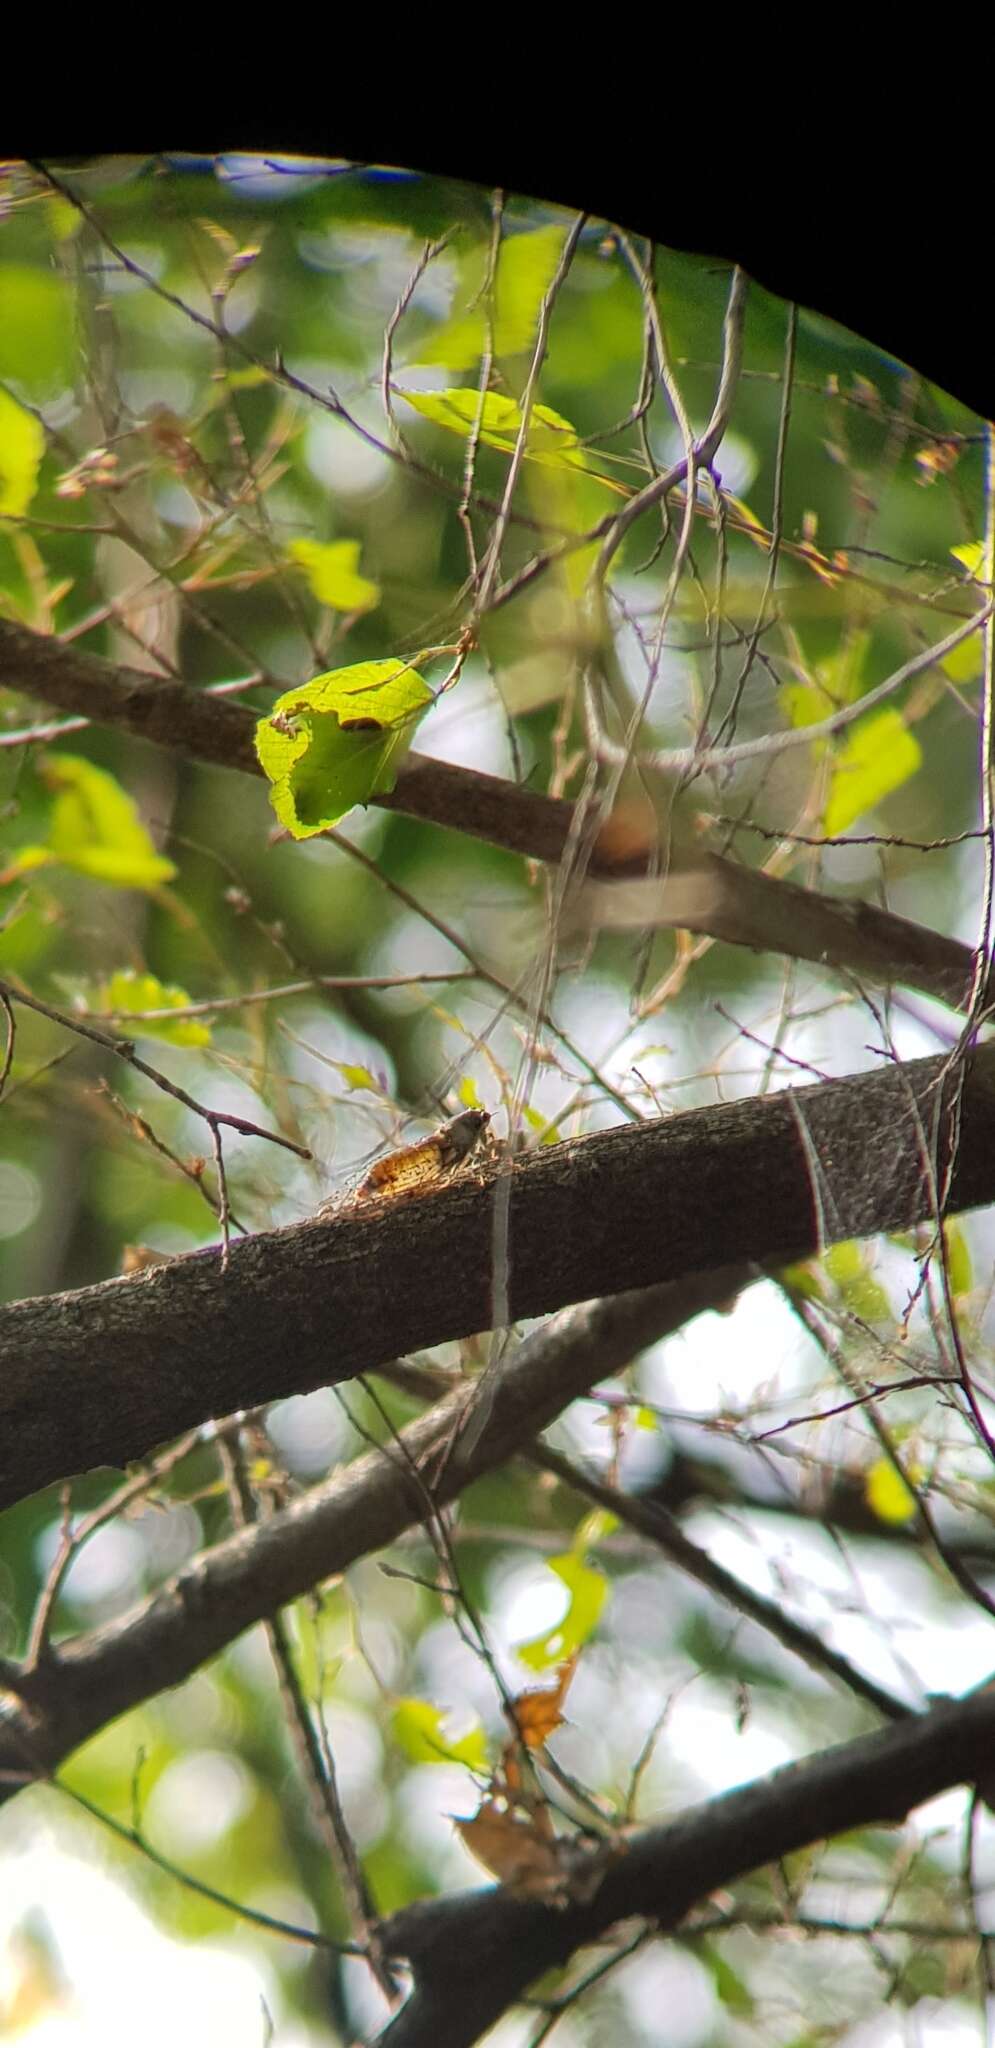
[1,154,994,2045]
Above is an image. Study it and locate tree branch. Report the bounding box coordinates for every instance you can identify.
[3,1043,995,1510]
[375,1687,995,2048]
[1,1273,747,1790]
[0,615,986,1013]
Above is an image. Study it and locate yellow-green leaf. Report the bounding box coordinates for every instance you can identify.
[570,1509,618,1553]
[415,225,568,370]
[522,1105,562,1145]
[516,1552,608,1671]
[457,1075,483,1110]
[7,755,176,889]
[780,1259,827,1302]
[254,660,433,839]
[47,195,82,243]
[399,387,612,483]
[0,388,45,518]
[93,970,211,1047]
[781,680,832,730]
[287,537,380,614]
[326,1060,381,1094]
[0,268,75,392]
[941,634,984,685]
[943,1218,973,1300]
[392,1698,489,1770]
[951,540,986,577]
[865,1456,922,1525]
[823,1241,890,1322]
[822,709,922,836]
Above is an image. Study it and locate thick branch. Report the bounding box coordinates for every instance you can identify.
[0,616,984,1011]
[3,1043,995,1510]
[1,1274,745,1789]
[376,1688,995,2048]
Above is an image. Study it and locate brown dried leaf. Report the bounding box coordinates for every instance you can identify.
[507,1654,578,1751]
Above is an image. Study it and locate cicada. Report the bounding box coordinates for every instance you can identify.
[354,1108,490,1202]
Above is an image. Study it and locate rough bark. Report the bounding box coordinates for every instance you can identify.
[3,1042,994,1511]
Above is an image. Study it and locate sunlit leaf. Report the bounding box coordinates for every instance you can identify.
[780,1259,827,1302]
[941,634,984,684]
[93,970,212,1047]
[516,1553,608,1671]
[47,194,83,243]
[287,537,380,614]
[943,1218,973,1300]
[397,387,625,494]
[457,1075,483,1110]
[415,225,568,369]
[392,1698,489,1770]
[0,266,75,391]
[823,1241,891,1321]
[0,388,45,517]
[522,1105,562,1145]
[222,364,271,390]
[255,660,433,839]
[865,1455,922,1525]
[327,1060,380,1093]
[570,1509,618,1553]
[781,680,832,729]
[822,710,922,836]
[951,540,986,577]
[5,755,177,889]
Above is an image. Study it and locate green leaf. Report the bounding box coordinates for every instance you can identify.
[521,1105,561,1144]
[0,267,75,392]
[941,633,984,684]
[570,1508,618,1553]
[781,680,832,730]
[8,755,177,889]
[779,1259,826,1302]
[93,970,212,1047]
[865,1455,922,1525]
[951,540,986,577]
[415,225,568,369]
[398,387,622,489]
[326,1059,381,1093]
[0,389,45,517]
[823,1241,890,1322]
[287,537,380,614]
[254,659,433,839]
[457,1075,483,1110]
[822,709,922,836]
[943,1218,973,1299]
[783,636,872,728]
[392,1698,489,1770]
[696,1938,756,2017]
[516,1552,608,1671]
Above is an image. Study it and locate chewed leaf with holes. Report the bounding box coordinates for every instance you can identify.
[254,659,433,838]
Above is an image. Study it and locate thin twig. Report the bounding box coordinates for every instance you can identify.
[0,977,311,1162]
